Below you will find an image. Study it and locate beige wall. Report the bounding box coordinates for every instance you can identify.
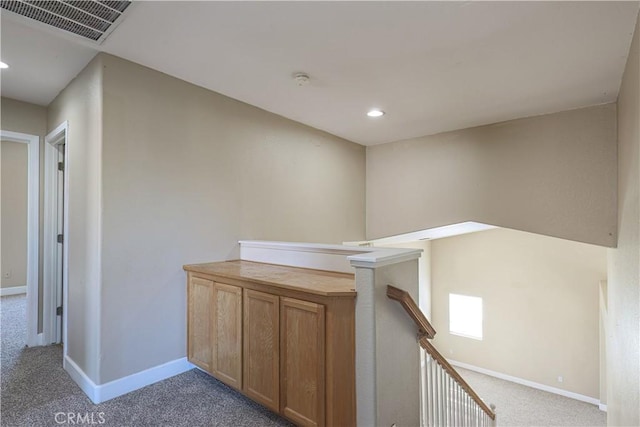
[1,141,28,287]
[48,56,103,382]
[599,280,607,407]
[431,228,607,399]
[367,104,617,247]
[97,54,365,382]
[1,97,47,329]
[608,10,640,426]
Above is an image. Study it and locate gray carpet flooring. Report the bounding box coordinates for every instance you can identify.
[1,295,292,427]
[2,294,607,427]
[457,367,606,427]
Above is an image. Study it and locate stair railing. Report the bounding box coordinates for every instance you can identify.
[387,285,496,427]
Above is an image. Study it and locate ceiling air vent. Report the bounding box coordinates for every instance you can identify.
[1,0,132,43]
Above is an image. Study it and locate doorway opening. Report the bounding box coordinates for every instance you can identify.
[0,130,40,346]
[43,122,68,347]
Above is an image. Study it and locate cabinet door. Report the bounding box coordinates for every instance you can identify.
[212,282,243,390]
[243,289,279,411]
[188,276,214,373]
[280,297,325,427]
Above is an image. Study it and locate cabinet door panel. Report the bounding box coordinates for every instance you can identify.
[244,289,279,411]
[280,297,325,427]
[212,282,243,390]
[188,276,213,373]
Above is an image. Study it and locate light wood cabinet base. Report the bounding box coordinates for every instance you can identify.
[244,289,280,412]
[185,260,356,427]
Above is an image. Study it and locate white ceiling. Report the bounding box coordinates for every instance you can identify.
[0,15,98,106]
[1,1,638,146]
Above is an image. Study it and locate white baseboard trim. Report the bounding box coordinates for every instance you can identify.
[0,285,27,296]
[64,355,99,403]
[97,357,194,403]
[27,332,44,348]
[448,359,600,406]
[599,403,607,412]
[65,355,194,404]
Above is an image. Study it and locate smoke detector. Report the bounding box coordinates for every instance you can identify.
[293,73,310,86]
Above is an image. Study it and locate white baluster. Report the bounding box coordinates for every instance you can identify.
[451,375,456,426]
[444,372,448,427]
[435,364,442,426]
[438,366,447,426]
[425,353,434,427]
[442,366,447,426]
[460,387,464,426]
[456,383,461,427]
[460,390,467,426]
[422,352,427,427]
[460,390,466,426]
[471,400,474,426]
[472,395,476,426]
[447,374,451,427]
[423,353,428,427]
[424,357,429,427]
[453,382,458,427]
[443,367,448,426]
[432,361,438,426]
[466,393,470,426]
[428,354,433,427]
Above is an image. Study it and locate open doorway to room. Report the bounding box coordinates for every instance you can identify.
[0,130,40,347]
[1,140,29,295]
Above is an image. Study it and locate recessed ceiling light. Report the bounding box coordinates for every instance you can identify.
[0,61,8,69]
[367,109,385,118]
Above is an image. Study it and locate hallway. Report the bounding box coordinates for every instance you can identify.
[0,295,291,427]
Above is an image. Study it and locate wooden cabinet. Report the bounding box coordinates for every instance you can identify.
[211,282,243,390]
[185,260,356,427]
[244,289,280,411]
[281,298,325,427]
[187,276,214,372]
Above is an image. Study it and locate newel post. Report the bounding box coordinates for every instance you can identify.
[349,248,423,427]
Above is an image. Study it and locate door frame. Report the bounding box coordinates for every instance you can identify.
[43,121,69,346]
[1,130,40,346]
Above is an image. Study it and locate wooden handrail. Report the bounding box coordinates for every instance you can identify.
[387,285,496,421]
[386,285,436,339]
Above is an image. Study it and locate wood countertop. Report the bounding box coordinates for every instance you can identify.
[183,260,356,297]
